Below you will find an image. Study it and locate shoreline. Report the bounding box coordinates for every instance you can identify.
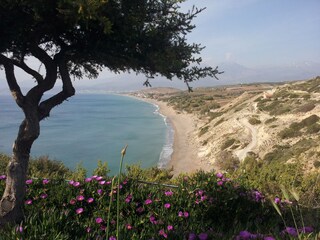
[126,94,212,176]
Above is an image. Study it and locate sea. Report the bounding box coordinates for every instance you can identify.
[0,94,174,175]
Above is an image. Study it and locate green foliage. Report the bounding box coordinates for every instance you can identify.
[92,160,110,177]
[198,125,209,137]
[71,163,87,181]
[221,138,236,150]
[263,138,317,163]
[248,117,261,125]
[215,151,240,172]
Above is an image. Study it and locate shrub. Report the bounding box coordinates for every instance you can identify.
[215,151,240,172]
[278,128,301,139]
[221,138,236,150]
[265,117,277,124]
[296,102,316,112]
[248,117,261,125]
[198,125,209,137]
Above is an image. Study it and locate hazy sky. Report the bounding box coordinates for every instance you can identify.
[183,0,320,67]
[1,0,319,90]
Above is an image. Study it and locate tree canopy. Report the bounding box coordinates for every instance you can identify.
[0,0,222,225]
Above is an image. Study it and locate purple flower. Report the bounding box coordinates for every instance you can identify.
[145,199,152,205]
[69,198,76,205]
[96,176,103,181]
[299,226,313,233]
[76,208,84,214]
[136,206,144,213]
[96,217,103,224]
[16,225,23,233]
[184,211,189,218]
[165,190,173,196]
[25,199,32,205]
[198,233,208,240]
[76,195,85,201]
[237,230,252,239]
[42,179,49,185]
[126,224,133,230]
[87,197,94,203]
[97,189,103,195]
[99,180,106,185]
[178,211,183,217]
[167,225,173,231]
[40,193,48,199]
[159,229,167,238]
[149,215,157,224]
[68,180,75,185]
[109,236,116,240]
[274,197,281,204]
[73,181,81,187]
[263,237,275,240]
[25,179,33,185]
[283,227,298,237]
[164,203,171,209]
[86,227,91,233]
[216,172,223,178]
[125,194,132,203]
[106,181,112,185]
[188,233,197,240]
[217,181,223,186]
[85,177,93,182]
[0,175,6,180]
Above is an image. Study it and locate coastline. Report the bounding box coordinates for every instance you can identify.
[127,94,213,176]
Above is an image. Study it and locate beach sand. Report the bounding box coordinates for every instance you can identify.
[136,97,213,176]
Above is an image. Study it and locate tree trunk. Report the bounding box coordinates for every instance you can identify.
[0,108,40,226]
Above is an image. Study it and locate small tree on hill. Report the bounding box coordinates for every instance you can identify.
[0,0,222,225]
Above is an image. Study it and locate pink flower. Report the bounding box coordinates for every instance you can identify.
[145,199,152,205]
[99,180,106,185]
[216,172,223,178]
[86,227,91,233]
[76,195,85,201]
[167,225,174,231]
[42,179,49,184]
[126,224,133,230]
[96,217,103,224]
[96,176,103,181]
[184,211,189,218]
[164,203,171,209]
[159,229,168,238]
[0,175,6,180]
[68,180,75,185]
[87,197,94,203]
[73,181,81,187]
[97,189,103,195]
[125,194,132,203]
[85,177,93,182]
[76,208,84,214]
[217,181,223,186]
[69,199,76,205]
[25,199,32,205]
[178,211,183,217]
[25,179,33,185]
[165,190,173,196]
[40,193,48,199]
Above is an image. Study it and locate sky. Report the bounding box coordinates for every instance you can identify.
[182,0,320,67]
[1,0,320,92]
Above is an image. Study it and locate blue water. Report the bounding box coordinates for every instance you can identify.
[0,94,172,175]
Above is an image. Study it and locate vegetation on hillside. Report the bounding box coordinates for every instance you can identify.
[0,153,319,239]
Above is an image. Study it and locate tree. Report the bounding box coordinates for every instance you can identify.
[0,0,222,225]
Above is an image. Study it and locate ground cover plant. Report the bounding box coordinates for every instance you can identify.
[0,155,319,239]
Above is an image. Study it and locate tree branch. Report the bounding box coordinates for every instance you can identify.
[0,54,25,107]
[38,59,75,120]
[11,59,43,84]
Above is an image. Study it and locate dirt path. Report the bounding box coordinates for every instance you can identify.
[235,118,258,161]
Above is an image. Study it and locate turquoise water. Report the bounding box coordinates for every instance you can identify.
[0,94,171,175]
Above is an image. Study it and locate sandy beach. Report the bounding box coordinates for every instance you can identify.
[132,96,213,176]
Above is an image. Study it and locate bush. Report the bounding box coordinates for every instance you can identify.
[215,151,240,172]
[248,117,261,125]
[278,128,301,139]
[220,138,236,150]
[296,102,316,113]
[198,125,209,137]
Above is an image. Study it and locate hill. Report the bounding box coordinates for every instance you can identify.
[132,77,320,174]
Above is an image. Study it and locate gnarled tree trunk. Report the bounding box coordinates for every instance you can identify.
[0,108,40,225]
